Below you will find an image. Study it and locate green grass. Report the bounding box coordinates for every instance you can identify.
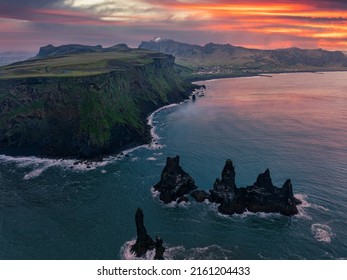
[0,49,161,79]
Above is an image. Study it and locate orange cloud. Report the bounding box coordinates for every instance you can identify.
[1,0,347,51]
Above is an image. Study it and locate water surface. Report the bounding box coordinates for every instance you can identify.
[0,72,346,259]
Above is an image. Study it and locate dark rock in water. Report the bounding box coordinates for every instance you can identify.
[253,169,275,193]
[210,159,237,203]
[211,163,301,216]
[130,208,166,259]
[154,157,301,216]
[153,156,197,203]
[154,237,165,260]
[131,208,155,257]
[177,196,189,203]
[192,94,196,101]
[191,190,210,202]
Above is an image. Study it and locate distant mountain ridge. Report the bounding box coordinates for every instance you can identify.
[36,43,130,58]
[139,38,347,78]
[0,51,35,66]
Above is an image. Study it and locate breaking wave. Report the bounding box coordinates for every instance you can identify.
[0,102,182,180]
[147,103,179,149]
[311,224,334,243]
[120,239,232,260]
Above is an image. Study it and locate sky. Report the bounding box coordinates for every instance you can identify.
[1,0,347,52]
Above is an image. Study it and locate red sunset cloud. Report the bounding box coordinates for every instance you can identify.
[0,0,346,51]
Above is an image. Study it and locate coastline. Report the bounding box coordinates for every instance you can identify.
[186,69,347,82]
[2,69,343,163]
[0,101,185,171]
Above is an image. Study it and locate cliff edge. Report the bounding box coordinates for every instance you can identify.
[0,45,194,158]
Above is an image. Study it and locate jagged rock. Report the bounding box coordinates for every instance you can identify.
[177,196,189,203]
[153,157,301,216]
[153,156,197,203]
[216,167,301,216]
[154,237,165,260]
[210,159,237,203]
[191,190,210,202]
[130,208,166,259]
[131,208,155,257]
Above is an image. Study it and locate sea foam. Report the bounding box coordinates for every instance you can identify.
[311,223,335,243]
[0,102,181,180]
[120,239,232,260]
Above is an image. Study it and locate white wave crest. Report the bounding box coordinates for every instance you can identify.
[294,194,312,220]
[120,239,156,260]
[120,240,232,260]
[146,157,157,161]
[147,103,178,149]
[0,154,110,180]
[311,224,335,243]
[151,187,160,198]
[0,102,181,179]
[295,193,329,220]
[165,244,232,260]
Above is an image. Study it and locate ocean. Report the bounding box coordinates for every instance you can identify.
[0,72,346,259]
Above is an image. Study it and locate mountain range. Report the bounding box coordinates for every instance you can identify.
[139,38,347,79]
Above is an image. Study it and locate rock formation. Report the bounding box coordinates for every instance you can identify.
[190,190,210,202]
[130,208,165,259]
[154,156,301,216]
[153,156,197,203]
[209,161,301,216]
[210,159,236,203]
[154,237,165,260]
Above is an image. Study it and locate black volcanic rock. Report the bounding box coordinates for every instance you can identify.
[213,164,301,216]
[210,159,237,203]
[154,157,301,216]
[154,237,165,260]
[131,208,166,259]
[153,156,197,203]
[191,190,210,202]
[131,208,155,257]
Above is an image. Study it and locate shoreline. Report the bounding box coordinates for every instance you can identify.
[2,69,343,163]
[0,101,185,168]
[186,69,347,82]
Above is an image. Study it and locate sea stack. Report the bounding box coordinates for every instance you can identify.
[210,159,237,203]
[154,157,301,216]
[153,156,197,203]
[130,208,165,259]
[215,166,301,216]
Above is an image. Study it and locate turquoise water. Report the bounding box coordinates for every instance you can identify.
[0,72,346,259]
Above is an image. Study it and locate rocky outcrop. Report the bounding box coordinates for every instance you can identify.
[209,161,301,216]
[130,208,165,259]
[210,159,236,203]
[153,156,197,203]
[190,190,210,202]
[154,237,165,260]
[154,156,301,216]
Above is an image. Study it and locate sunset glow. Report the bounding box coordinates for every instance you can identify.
[0,0,347,51]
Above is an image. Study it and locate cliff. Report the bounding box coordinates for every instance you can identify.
[0,46,193,158]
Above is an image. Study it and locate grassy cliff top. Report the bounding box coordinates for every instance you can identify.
[0,46,169,79]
